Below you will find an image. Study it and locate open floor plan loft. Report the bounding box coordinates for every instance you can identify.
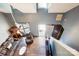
[0,3,79,56]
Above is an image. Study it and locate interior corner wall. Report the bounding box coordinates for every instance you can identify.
[60,6,79,51]
[0,13,10,45]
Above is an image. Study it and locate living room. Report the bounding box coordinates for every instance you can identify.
[0,3,79,56]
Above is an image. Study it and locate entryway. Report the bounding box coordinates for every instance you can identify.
[38,24,46,37]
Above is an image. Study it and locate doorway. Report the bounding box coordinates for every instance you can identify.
[38,24,46,37]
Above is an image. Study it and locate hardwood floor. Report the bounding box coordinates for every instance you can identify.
[25,37,46,56]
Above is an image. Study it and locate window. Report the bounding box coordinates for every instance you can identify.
[38,3,48,9]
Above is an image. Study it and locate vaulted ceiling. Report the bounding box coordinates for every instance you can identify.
[10,3,79,13]
[48,3,79,13]
[10,3,37,13]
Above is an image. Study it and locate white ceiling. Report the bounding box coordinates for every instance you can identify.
[10,3,79,13]
[48,3,79,13]
[10,3,37,13]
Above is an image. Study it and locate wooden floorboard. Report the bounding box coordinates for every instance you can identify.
[25,37,46,56]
